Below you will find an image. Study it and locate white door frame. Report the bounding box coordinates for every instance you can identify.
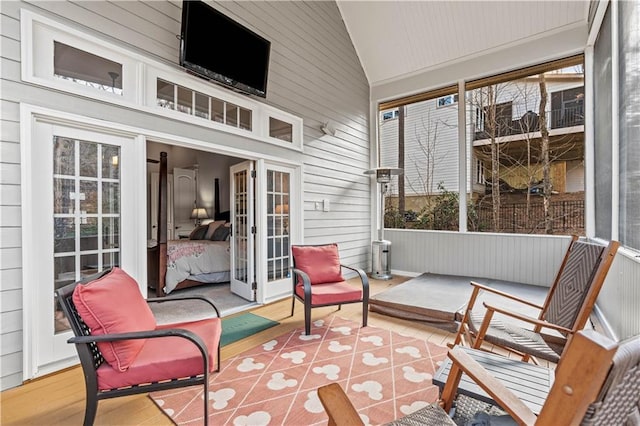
[21,107,146,379]
[255,160,302,304]
[20,104,303,379]
[229,161,256,301]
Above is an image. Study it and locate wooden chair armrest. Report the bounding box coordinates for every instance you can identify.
[446,347,537,425]
[317,383,363,426]
[147,295,221,317]
[483,303,573,334]
[470,281,544,310]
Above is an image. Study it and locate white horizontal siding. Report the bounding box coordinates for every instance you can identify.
[386,229,572,287]
[1,0,370,390]
[596,250,640,340]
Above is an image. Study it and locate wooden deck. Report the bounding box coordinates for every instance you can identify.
[0,275,546,426]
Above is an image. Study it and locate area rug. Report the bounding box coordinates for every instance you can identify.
[221,313,279,347]
[150,315,448,425]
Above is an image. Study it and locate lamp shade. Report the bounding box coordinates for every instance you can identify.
[190,207,209,220]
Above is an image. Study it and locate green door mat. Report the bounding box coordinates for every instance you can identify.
[221,313,279,346]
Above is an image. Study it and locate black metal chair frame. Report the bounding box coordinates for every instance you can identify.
[290,244,370,335]
[56,270,221,426]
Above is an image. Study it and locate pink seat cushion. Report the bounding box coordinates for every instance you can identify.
[72,268,157,372]
[292,244,344,284]
[295,281,362,306]
[96,317,222,390]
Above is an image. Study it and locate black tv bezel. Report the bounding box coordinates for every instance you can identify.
[179,1,270,98]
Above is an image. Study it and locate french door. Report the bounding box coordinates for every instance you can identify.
[229,161,256,301]
[258,163,299,303]
[25,121,137,378]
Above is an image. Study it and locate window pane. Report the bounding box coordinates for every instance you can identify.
[157,79,175,109]
[177,86,192,114]
[618,0,640,250]
[379,100,460,230]
[53,137,75,175]
[226,103,238,127]
[269,117,292,142]
[79,141,98,178]
[468,64,585,235]
[211,98,224,123]
[102,181,120,214]
[54,218,75,253]
[53,178,74,214]
[240,108,252,131]
[102,145,120,179]
[54,42,123,95]
[594,6,612,240]
[195,92,209,119]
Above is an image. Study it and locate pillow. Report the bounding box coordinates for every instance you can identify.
[72,267,157,372]
[291,244,344,284]
[204,220,225,240]
[189,224,208,240]
[211,224,230,241]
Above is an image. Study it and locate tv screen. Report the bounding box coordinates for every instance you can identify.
[180,1,270,98]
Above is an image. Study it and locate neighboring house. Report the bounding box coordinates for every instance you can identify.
[0,1,370,390]
[379,72,585,207]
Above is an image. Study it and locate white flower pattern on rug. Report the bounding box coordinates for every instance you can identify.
[303,390,325,414]
[328,340,352,352]
[209,388,236,409]
[267,372,297,390]
[402,366,433,383]
[237,357,265,372]
[150,315,448,425]
[233,410,270,425]
[312,364,341,380]
[396,345,422,358]
[352,380,384,401]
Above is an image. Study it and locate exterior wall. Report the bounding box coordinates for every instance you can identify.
[0,0,370,390]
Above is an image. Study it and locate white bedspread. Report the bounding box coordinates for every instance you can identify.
[165,240,230,294]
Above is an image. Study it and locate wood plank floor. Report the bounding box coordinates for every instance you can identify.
[0,275,520,426]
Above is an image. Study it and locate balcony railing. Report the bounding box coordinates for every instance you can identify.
[474,105,584,141]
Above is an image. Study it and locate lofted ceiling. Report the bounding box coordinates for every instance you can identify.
[337,1,589,87]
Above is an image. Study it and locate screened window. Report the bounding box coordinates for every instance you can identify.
[379,93,460,231]
[378,55,584,235]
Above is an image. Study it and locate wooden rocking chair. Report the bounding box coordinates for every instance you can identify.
[453,237,619,363]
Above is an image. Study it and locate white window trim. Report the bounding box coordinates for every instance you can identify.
[436,94,458,108]
[20,9,303,151]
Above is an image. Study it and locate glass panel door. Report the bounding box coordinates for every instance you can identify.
[53,137,121,334]
[230,161,255,301]
[266,170,290,282]
[259,163,298,303]
[27,121,135,377]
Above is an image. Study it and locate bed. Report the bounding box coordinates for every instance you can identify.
[149,151,231,296]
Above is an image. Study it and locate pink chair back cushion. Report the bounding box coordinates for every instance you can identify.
[72,268,157,372]
[295,281,362,305]
[292,244,344,284]
[96,318,221,390]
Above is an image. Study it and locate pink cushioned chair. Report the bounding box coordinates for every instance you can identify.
[290,243,369,335]
[55,268,221,426]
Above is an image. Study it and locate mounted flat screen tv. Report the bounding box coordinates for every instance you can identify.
[180,1,270,98]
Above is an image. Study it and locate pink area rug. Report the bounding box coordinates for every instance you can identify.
[150,315,448,425]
